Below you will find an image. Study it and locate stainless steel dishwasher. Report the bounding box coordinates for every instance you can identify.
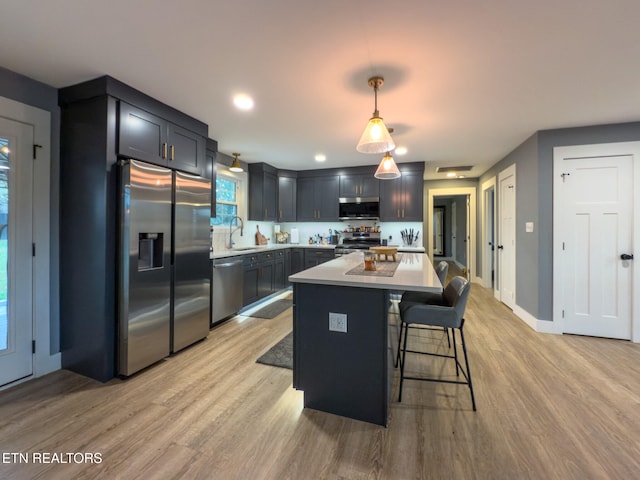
[211,256,244,325]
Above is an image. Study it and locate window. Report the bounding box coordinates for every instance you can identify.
[211,175,240,226]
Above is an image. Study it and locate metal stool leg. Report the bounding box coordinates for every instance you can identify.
[395,321,404,368]
[398,321,409,402]
[459,325,476,411]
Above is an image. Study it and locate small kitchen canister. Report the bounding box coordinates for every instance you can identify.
[363,251,377,271]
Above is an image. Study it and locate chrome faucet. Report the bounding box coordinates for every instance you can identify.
[228,215,244,248]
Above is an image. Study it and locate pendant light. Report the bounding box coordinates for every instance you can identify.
[375,151,401,180]
[356,76,396,154]
[230,152,243,172]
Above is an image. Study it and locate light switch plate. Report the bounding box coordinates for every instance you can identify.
[329,312,347,333]
[525,222,534,233]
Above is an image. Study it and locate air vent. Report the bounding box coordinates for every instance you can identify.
[436,166,474,173]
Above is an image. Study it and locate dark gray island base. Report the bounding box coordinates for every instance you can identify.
[289,251,441,426]
[292,283,392,426]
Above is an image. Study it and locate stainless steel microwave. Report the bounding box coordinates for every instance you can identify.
[338,197,380,220]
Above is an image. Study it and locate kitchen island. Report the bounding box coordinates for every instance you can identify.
[289,252,442,426]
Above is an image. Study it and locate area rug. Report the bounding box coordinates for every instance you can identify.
[256,332,292,369]
[249,296,292,319]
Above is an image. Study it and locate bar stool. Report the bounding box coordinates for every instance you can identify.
[395,261,450,363]
[397,276,476,410]
[401,260,448,304]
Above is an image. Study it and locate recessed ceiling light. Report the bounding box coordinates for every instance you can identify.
[233,94,254,111]
[394,146,407,155]
[314,154,326,162]
[446,172,457,177]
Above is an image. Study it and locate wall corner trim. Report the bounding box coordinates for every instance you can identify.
[513,304,562,335]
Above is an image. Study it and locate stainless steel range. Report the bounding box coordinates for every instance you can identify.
[335,232,382,256]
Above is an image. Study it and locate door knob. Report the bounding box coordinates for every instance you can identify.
[497,245,504,250]
[620,253,634,260]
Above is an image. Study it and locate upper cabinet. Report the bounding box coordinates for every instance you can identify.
[379,166,424,222]
[119,102,205,175]
[339,174,379,198]
[248,163,278,221]
[278,171,297,222]
[297,175,339,221]
[205,138,217,217]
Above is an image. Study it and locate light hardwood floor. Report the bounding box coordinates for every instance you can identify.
[1,283,639,479]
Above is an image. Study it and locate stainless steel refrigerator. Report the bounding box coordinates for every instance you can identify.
[118,159,211,376]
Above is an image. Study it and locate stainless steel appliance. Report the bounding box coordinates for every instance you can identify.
[211,256,244,324]
[118,160,211,376]
[334,232,382,256]
[173,170,212,351]
[338,197,380,220]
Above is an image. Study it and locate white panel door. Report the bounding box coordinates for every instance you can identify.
[558,155,632,339]
[0,117,34,386]
[498,165,516,309]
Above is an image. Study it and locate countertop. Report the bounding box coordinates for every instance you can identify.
[211,244,425,259]
[211,243,335,259]
[288,251,442,292]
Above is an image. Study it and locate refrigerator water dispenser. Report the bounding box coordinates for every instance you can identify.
[138,232,164,271]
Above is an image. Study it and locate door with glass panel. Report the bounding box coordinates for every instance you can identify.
[0,117,33,387]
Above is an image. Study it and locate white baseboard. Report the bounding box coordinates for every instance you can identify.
[513,304,562,334]
[36,352,62,377]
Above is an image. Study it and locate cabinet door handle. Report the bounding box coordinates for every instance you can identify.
[264,208,267,217]
[397,208,400,218]
[170,145,175,161]
[402,208,405,218]
[162,143,167,159]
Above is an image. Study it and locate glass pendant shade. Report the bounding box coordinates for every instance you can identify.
[375,152,401,180]
[230,153,243,172]
[357,116,396,153]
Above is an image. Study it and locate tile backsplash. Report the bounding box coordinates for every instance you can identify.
[211,219,423,252]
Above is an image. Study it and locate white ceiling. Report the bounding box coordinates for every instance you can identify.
[2,0,640,179]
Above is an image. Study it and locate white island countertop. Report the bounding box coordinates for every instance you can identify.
[289,251,442,293]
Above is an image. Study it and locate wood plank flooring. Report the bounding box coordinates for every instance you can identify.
[1,283,639,479]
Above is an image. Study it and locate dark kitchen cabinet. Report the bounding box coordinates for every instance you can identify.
[339,174,379,198]
[283,248,292,286]
[243,254,261,306]
[205,138,217,217]
[258,251,275,297]
[380,170,424,221]
[290,248,304,276]
[304,248,335,269]
[274,249,286,290]
[119,102,205,175]
[243,251,279,306]
[297,175,339,221]
[278,172,297,222]
[249,163,278,221]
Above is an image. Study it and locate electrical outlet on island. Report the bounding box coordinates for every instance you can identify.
[329,312,347,333]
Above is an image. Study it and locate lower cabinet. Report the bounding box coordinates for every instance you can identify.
[242,250,283,307]
[258,251,275,298]
[243,254,261,306]
[242,248,334,307]
[304,248,335,269]
[290,249,304,276]
[274,249,287,290]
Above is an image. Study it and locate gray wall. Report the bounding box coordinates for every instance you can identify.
[0,66,60,353]
[479,121,640,322]
[424,178,479,269]
[434,196,468,265]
